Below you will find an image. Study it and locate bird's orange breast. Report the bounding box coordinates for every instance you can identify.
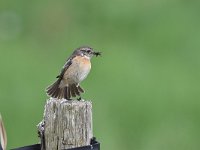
[73,55,91,69]
[63,55,91,84]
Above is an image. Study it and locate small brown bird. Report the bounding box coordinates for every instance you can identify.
[46,46,101,100]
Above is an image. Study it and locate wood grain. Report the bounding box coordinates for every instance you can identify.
[38,98,93,150]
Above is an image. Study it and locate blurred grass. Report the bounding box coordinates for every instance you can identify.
[0,0,200,149]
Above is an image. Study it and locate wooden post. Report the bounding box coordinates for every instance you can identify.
[37,98,93,150]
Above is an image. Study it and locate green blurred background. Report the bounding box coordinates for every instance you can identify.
[0,0,200,149]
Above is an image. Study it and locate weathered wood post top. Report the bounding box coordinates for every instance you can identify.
[38,98,94,150]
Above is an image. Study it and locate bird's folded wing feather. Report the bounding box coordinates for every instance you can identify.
[56,55,75,79]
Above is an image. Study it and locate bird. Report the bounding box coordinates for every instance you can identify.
[46,46,101,100]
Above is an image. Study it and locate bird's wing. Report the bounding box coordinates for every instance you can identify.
[56,55,75,79]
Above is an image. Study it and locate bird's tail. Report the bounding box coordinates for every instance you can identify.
[46,79,85,100]
[46,78,62,99]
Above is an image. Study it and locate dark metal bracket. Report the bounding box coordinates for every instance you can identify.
[11,138,100,150]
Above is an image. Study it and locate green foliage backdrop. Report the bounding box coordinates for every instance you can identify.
[0,1,200,149]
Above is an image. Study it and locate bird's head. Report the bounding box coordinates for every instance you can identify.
[75,46,101,59]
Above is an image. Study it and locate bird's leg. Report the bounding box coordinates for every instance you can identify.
[77,97,82,101]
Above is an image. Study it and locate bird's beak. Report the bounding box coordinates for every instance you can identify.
[93,51,101,57]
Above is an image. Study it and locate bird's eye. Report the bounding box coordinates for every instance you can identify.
[86,50,91,53]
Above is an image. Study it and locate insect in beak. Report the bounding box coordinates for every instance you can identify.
[93,51,102,57]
